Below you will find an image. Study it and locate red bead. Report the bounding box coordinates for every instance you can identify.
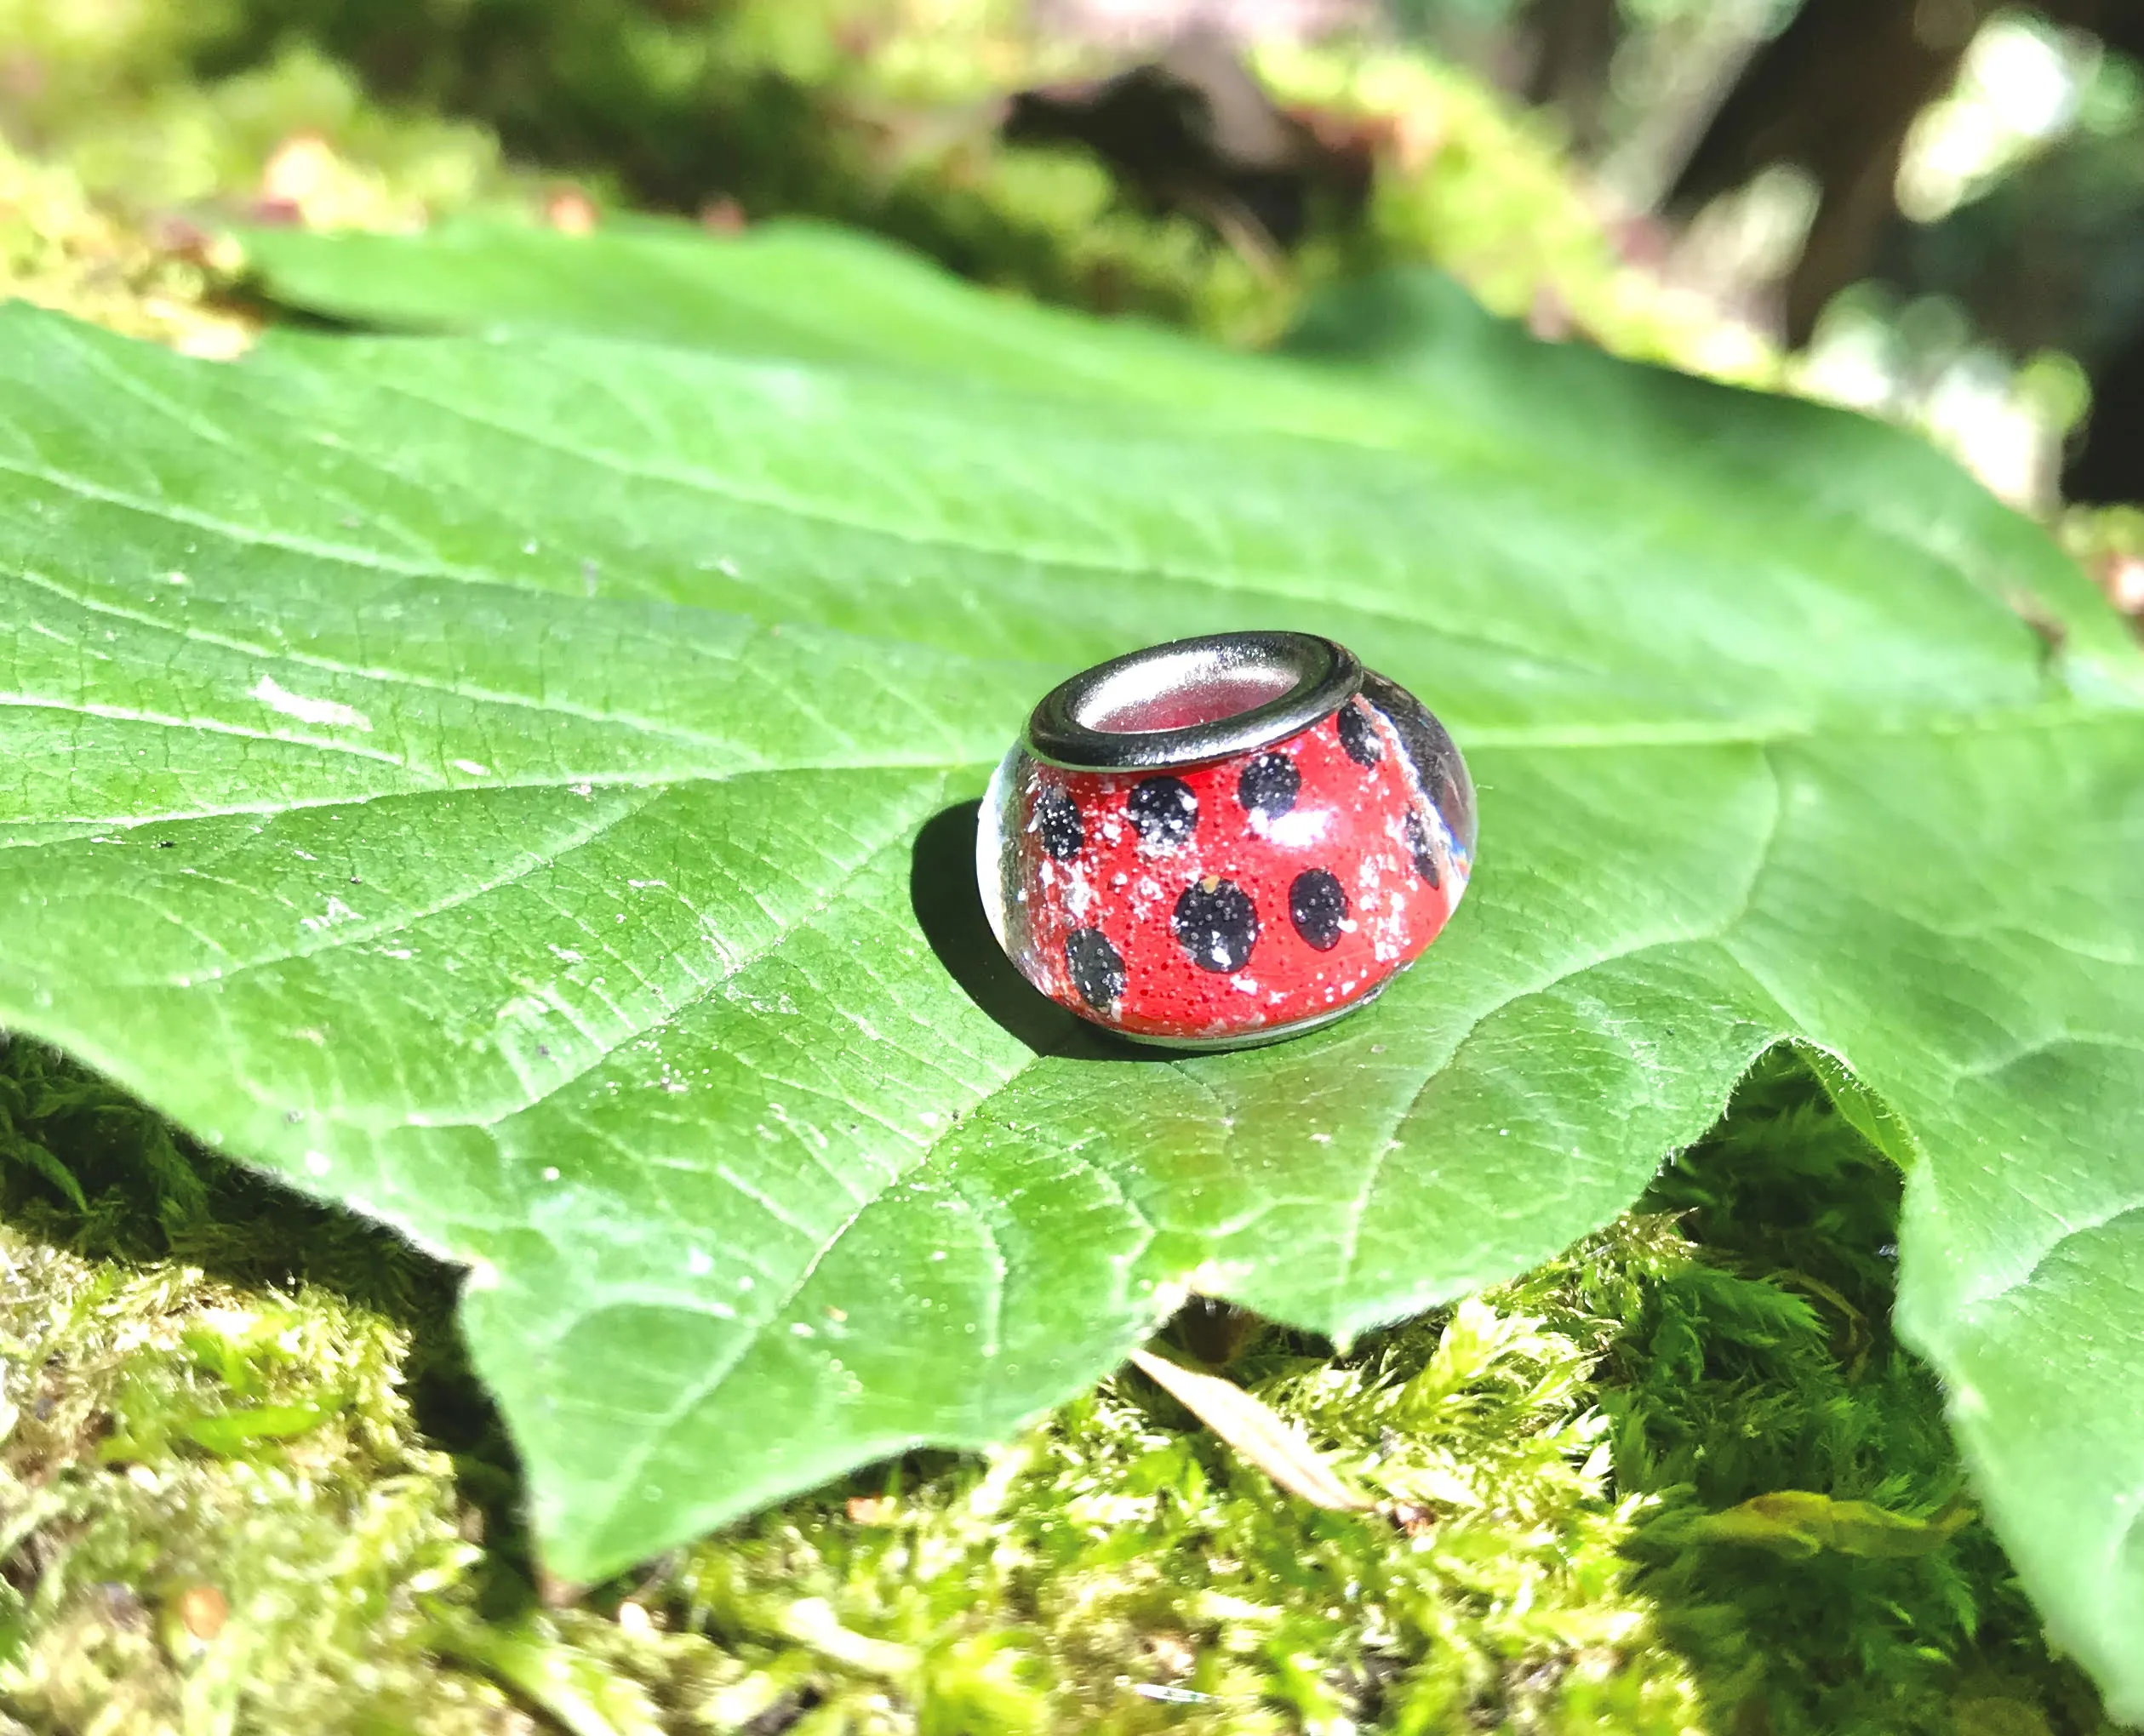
[979,636,1473,1050]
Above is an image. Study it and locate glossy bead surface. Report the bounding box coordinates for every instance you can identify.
[977,634,1475,1050]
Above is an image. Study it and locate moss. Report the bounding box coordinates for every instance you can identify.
[0,0,540,351]
[1,1031,1706,1733]
[0,1036,506,1733]
[602,1060,2107,1734]
[1254,41,1780,383]
[0,0,1775,357]
[0,1237,496,1730]
[0,138,253,354]
[0,1036,2125,1734]
[0,0,513,220]
[1610,1054,2117,1736]
[628,1219,1704,1734]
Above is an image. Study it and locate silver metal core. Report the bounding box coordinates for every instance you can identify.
[1025,631,1362,772]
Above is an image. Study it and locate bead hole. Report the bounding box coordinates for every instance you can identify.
[1078,660,1297,735]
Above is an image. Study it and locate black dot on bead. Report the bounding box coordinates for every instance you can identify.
[1035,786,1083,860]
[1064,928,1126,1011]
[1173,877,1259,974]
[1128,775,1198,848]
[1404,809,1444,889]
[1289,869,1348,951]
[1338,700,1385,768]
[1237,752,1301,823]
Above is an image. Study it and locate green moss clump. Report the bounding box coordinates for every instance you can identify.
[0,1237,505,1734]
[2,1030,1712,1733]
[0,1049,1718,1733]
[0,138,252,353]
[1256,41,1778,382]
[633,1220,1704,1733]
[1609,1054,2117,1736]
[0,1038,505,1733]
[597,1059,2108,1734]
[0,0,1776,357]
[0,0,513,224]
[0,1043,2126,1733]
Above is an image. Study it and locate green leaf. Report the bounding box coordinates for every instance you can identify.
[6,220,2144,1717]
[242,217,1130,380]
[1686,1490,1974,1560]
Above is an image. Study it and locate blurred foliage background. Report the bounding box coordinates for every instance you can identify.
[4,4,2144,1733]
[5,0,2144,554]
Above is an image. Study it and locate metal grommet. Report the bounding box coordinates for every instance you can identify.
[1025,631,1362,772]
